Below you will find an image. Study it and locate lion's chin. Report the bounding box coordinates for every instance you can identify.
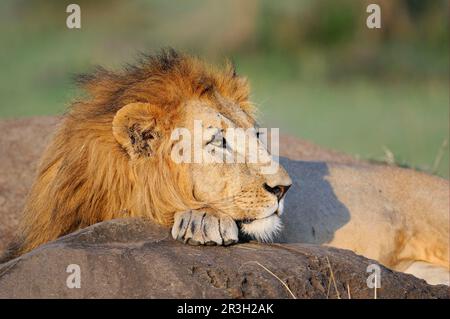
[238,215,283,243]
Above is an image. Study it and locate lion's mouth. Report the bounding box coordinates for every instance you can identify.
[239,209,280,225]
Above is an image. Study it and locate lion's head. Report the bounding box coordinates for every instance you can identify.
[15,50,291,256]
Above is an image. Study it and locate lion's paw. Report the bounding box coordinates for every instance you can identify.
[171,210,238,246]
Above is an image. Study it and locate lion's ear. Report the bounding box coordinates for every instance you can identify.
[112,103,162,159]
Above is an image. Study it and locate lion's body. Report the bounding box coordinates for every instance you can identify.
[279,159,449,285]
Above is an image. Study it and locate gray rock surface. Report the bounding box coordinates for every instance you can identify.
[0,116,60,251]
[0,218,448,299]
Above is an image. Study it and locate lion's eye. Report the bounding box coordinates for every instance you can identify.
[208,134,227,148]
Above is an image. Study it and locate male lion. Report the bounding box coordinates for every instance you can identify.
[2,50,292,260]
[2,50,448,286]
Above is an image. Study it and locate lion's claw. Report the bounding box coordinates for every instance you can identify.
[171,210,238,246]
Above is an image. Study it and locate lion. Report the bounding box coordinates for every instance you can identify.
[2,49,292,261]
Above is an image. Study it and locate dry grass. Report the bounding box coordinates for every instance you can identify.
[240,260,297,299]
[371,138,449,179]
[432,138,448,174]
[325,256,341,299]
[346,282,351,299]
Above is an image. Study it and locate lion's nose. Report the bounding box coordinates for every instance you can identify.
[263,183,291,201]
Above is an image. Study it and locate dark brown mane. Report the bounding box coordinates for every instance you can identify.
[71,49,253,120]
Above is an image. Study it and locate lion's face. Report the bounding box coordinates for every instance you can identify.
[108,52,291,243]
[178,99,292,241]
[113,95,292,242]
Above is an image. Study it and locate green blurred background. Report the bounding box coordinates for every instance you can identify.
[0,0,448,177]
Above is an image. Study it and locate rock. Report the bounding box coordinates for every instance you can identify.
[278,134,361,164]
[0,116,360,252]
[0,116,60,251]
[0,218,447,299]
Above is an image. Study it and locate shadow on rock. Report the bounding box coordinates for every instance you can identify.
[277,157,351,244]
